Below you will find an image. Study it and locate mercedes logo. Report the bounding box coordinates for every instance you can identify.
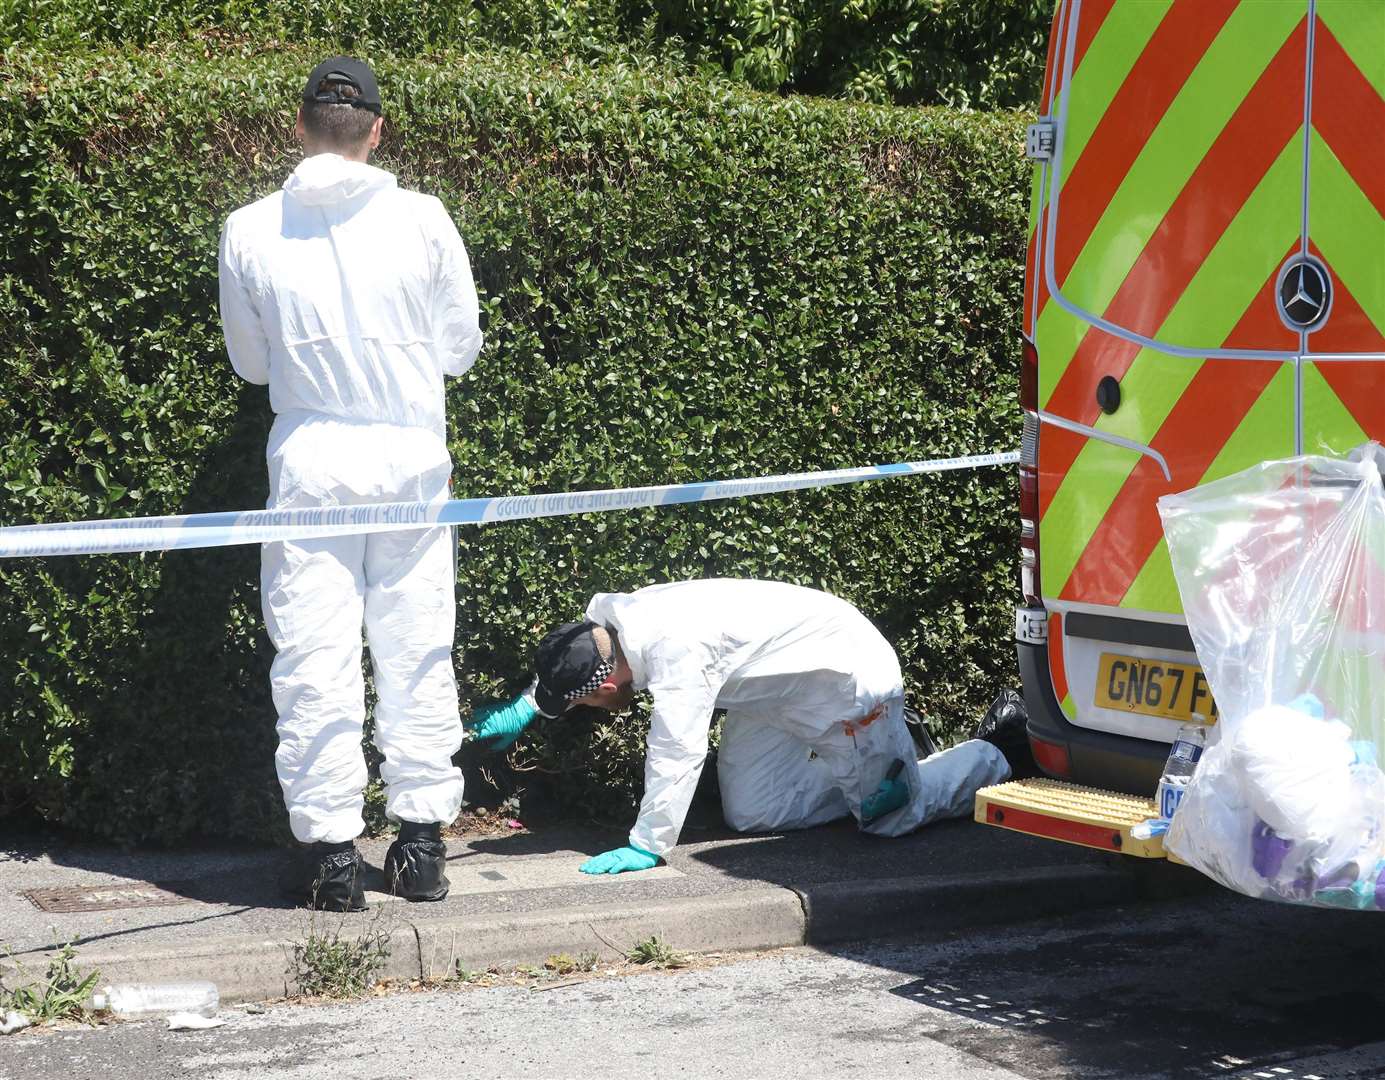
[1276,255,1332,331]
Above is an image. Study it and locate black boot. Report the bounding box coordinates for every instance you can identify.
[384,822,450,902]
[283,840,366,912]
[974,689,1039,780]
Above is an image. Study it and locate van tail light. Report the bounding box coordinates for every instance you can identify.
[1019,335,1042,606]
[1029,733,1071,778]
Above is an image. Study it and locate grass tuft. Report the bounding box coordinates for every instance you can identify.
[287,906,392,999]
[1,939,100,1025]
[625,935,687,969]
[544,951,599,976]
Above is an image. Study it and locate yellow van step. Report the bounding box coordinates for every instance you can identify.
[975,777,1168,859]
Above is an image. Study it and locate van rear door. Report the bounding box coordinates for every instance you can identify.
[1032,1,1308,743]
[1300,0,1385,451]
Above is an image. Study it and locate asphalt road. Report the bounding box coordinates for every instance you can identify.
[6,889,1385,1080]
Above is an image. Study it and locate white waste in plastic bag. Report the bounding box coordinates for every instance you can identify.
[0,1010,30,1036]
[1160,443,1385,910]
[1232,704,1354,841]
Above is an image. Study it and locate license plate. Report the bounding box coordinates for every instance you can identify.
[1094,653,1218,724]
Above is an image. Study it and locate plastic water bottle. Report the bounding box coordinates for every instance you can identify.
[90,981,219,1018]
[1156,724,1207,821]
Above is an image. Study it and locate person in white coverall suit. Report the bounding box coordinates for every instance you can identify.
[218,57,482,910]
[471,580,1013,874]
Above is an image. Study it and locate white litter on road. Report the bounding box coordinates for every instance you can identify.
[166,1012,226,1031]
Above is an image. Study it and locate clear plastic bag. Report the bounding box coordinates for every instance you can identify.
[1158,443,1385,909]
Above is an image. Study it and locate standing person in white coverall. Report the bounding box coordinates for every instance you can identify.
[471,580,1014,873]
[219,57,483,910]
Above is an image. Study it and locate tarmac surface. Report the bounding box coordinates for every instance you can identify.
[7,889,1385,1080]
[0,813,1210,1005]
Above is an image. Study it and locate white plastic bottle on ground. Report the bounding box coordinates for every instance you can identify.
[1156,723,1208,821]
[90,981,219,1018]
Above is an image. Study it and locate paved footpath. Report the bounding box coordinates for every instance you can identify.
[0,815,1209,1005]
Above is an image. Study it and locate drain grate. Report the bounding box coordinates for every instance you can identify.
[22,882,197,913]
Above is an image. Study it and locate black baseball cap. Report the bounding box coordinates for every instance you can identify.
[533,621,613,717]
[303,56,382,115]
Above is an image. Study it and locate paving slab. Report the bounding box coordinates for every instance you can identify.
[0,815,1211,1004]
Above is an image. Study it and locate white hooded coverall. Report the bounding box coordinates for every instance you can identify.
[588,580,1010,857]
[219,154,483,843]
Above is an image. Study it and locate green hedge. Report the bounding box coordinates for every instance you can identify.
[0,0,643,55]
[0,0,1050,110]
[651,0,1051,108]
[0,43,1028,844]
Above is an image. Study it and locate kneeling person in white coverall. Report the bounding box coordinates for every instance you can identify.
[471,580,1014,873]
[219,57,483,910]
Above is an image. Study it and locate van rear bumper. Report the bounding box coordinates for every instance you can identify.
[1017,630,1168,796]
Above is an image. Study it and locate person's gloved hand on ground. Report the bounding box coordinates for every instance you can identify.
[860,759,909,823]
[580,845,659,875]
[469,688,540,752]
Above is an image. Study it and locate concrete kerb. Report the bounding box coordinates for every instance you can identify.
[38,890,807,1005]
[414,890,807,979]
[28,861,1197,1005]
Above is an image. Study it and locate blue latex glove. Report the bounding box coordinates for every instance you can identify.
[860,777,909,823]
[469,692,538,751]
[580,845,659,875]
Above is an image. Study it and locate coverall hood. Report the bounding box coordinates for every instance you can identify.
[220,149,483,433]
[283,154,395,207]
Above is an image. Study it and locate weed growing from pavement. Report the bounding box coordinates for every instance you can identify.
[292,945,784,1004]
[625,936,688,969]
[288,903,393,999]
[445,946,700,991]
[544,952,599,976]
[0,939,100,1025]
[448,959,601,987]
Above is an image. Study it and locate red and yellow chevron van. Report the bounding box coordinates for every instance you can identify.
[1013,0,1384,812]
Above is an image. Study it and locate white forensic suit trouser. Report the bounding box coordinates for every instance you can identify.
[261,413,465,844]
[717,688,1010,837]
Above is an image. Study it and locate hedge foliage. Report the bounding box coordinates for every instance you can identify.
[0,43,1028,844]
[0,0,643,57]
[653,0,1051,108]
[0,0,1050,109]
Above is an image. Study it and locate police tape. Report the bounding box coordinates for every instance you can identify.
[0,450,1019,559]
